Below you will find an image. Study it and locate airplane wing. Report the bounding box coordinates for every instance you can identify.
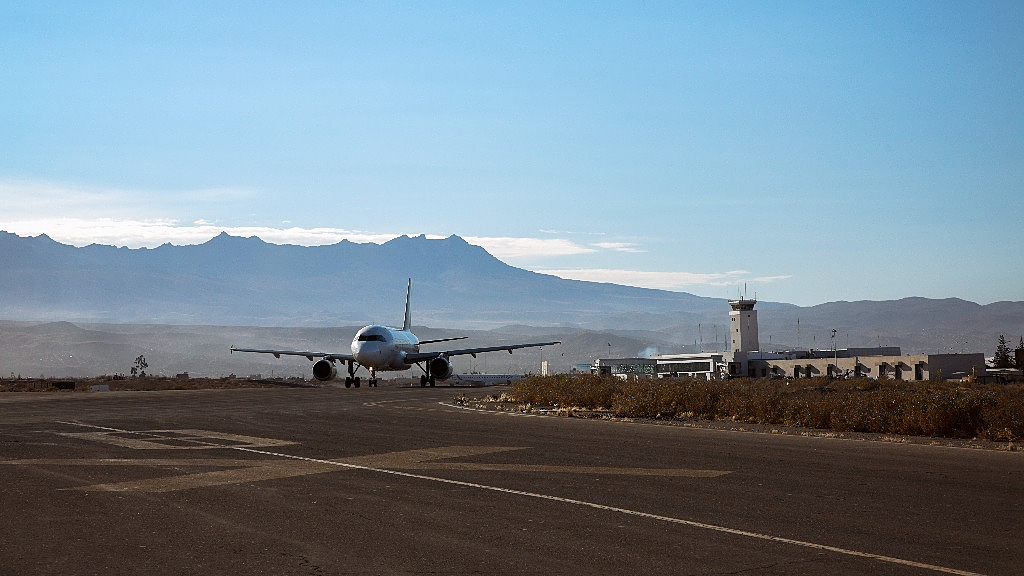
[230,347,355,362]
[404,341,560,363]
[418,336,469,345]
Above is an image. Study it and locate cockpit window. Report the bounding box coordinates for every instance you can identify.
[357,334,387,342]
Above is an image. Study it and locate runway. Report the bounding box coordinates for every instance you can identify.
[1,386,1020,575]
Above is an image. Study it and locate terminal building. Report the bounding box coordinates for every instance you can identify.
[593,353,727,380]
[594,297,985,381]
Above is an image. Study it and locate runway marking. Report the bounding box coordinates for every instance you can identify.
[57,429,296,450]
[2,425,727,492]
[229,449,985,576]
[7,422,983,576]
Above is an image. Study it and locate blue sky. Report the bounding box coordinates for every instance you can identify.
[2,1,1022,306]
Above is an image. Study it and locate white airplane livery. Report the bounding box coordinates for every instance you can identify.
[231,280,559,387]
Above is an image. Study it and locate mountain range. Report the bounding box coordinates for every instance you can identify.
[1,230,1022,378]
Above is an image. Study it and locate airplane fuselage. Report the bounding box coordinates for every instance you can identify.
[351,325,420,371]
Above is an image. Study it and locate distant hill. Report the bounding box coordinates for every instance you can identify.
[1,231,1022,372]
[0,231,730,328]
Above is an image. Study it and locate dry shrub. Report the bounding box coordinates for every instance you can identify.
[899,387,983,438]
[715,380,784,424]
[506,375,1024,441]
[510,374,618,409]
[977,386,1024,441]
[781,395,834,429]
[612,379,682,418]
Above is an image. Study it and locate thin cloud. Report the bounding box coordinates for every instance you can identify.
[230,227,401,246]
[752,274,794,283]
[1,179,127,220]
[465,237,647,260]
[0,178,253,222]
[534,268,788,292]
[463,236,597,260]
[593,242,645,253]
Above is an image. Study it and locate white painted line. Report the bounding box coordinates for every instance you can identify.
[232,445,984,576]
[58,421,985,576]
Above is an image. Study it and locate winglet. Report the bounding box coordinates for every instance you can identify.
[403,278,412,331]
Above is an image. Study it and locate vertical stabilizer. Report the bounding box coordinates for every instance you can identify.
[402,278,412,331]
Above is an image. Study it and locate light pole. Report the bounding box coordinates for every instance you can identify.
[832,329,838,378]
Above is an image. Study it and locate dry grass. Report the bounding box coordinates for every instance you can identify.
[508,374,1024,442]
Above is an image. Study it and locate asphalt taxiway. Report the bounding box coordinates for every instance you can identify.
[1,385,1020,575]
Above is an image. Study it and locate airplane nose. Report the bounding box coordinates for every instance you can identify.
[354,342,378,364]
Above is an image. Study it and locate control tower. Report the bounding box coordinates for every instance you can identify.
[728,298,759,353]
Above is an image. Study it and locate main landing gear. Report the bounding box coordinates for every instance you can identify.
[343,375,380,387]
[417,359,441,387]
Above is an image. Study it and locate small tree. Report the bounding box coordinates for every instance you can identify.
[1015,337,1024,369]
[130,355,149,377]
[994,335,1013,368]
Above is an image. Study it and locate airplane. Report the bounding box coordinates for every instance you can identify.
[230,279,559,388]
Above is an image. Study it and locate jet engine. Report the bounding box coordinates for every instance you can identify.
[312,359,337,381]
[428,356,454,380]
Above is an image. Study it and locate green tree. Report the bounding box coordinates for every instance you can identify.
[1015,337,1024,369]
[993,335,1013,368]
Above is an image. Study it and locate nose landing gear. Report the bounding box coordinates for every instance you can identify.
[350,367,378,388]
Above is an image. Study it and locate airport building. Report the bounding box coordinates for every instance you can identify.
[734,348,985,381]
[594,358,657,378]
[720,297,985,380]
[593,353,727,380]
[653,353,728,379]
[594,297,986,381]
